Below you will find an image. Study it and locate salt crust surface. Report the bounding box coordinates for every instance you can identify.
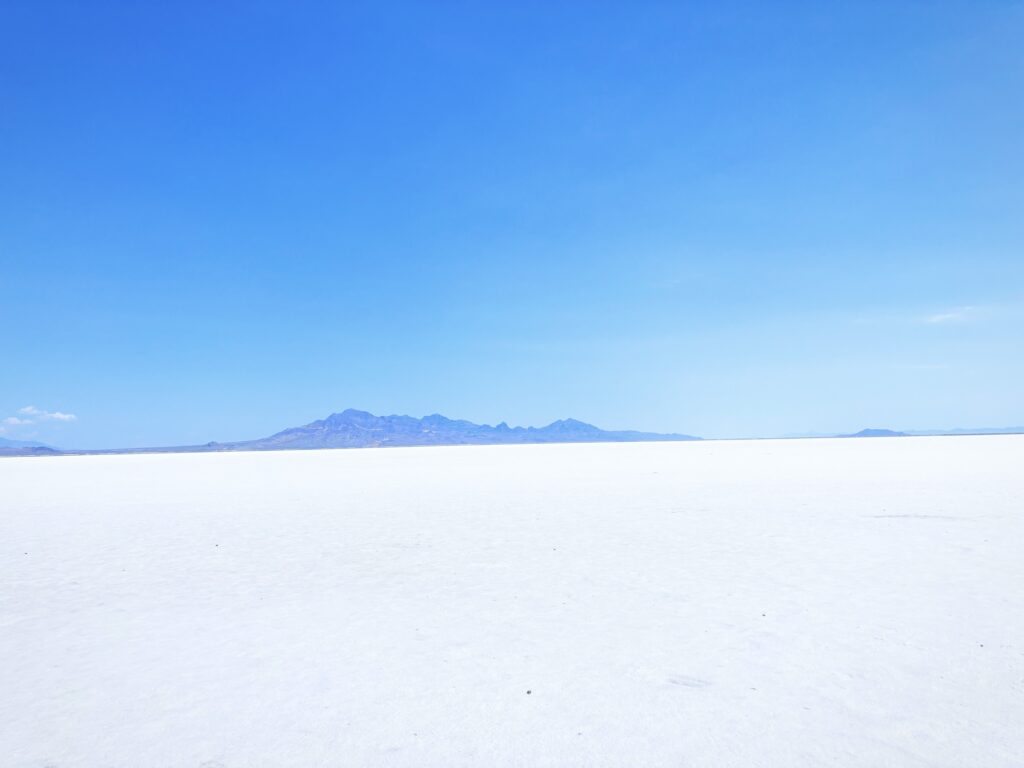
[2,436,1022,766]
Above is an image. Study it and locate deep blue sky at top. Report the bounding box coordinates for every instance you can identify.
[1,1,1022,448]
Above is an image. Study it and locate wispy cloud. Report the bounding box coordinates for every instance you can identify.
[923,306,976,324]
[892,362,951,371]
[17,405,78,422]
[3,416,34,426]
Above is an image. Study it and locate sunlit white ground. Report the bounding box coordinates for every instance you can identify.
[2,436,1023,767]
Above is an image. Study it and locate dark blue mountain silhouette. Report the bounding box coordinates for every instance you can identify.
[231,409,700,450]
[841,428,907,438]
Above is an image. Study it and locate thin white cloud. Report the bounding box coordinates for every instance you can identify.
[892,362,951,371]
[16,405,77,422]
[2,407,77,439]
[924,306,975,324]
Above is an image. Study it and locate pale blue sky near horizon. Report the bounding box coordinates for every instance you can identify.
[2,1,1022,448]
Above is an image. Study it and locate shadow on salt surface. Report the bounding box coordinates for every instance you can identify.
[634,666,713,689]
[666,675,712,688]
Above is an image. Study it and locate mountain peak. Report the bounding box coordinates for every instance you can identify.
[337,408,374,418]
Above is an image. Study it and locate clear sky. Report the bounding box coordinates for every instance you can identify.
[2,1,1022,448]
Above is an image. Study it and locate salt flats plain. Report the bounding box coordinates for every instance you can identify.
[2,436,1023,767]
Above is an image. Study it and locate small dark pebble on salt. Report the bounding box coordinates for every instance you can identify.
[527,690,531,694]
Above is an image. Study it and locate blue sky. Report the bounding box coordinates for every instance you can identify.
[2,1,1022,448]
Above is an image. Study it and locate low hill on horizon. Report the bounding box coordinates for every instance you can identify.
[0,436,55,449]
[841,428,908,438]
[0,437,59,456]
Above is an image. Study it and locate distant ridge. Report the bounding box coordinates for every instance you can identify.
[837,426,1024,439]
[5,417,1023,457]
[841,428,908,438]
[0,445,60,456]
[0,436,54,449]
[0,410,699,456]
[905,426,1024,436]
[0,437,59,456]
[225,409,701,450]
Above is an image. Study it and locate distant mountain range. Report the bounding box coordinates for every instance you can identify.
[3,414,1023,457]
[222,409,700,451]
[1,410,700,456]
